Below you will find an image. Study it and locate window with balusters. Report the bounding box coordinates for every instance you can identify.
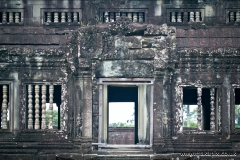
[167,9,204,24]
[41,9,82,25]
[0,85,9,130]
[26,84,61,130]
[0,9,24,25]
[100,9,147,23]
[227,10,240,23]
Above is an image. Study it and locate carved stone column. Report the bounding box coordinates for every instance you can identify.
[153,72,164,139]
[81,71,92,138]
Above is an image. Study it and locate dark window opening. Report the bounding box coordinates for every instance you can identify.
[235,88,240,128]
[183,88,214,130]
[26,85,61,130]
[0,12,2,23]
[107,86,138,144]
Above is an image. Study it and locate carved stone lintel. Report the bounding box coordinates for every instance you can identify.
[197,87,202,130]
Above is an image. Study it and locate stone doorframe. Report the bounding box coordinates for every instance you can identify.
[97,78,154,148]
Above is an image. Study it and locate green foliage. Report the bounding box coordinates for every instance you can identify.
[183,120,197,128]
[235,105,240,128]
[46,110,58,127]
[109,122,134,127]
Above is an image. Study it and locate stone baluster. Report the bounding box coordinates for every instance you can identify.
[139,12,144,22]
[128,12,132,22]
[49,85,54,129]
[195,12,200,22]
[9,12,13,23]
[197,87,202,130]
[67,12,72,22]
[236,12,240,22]
[2,12,6,23]
[15,12,20,23]
[41,85,47,129]
[1,85,8,129]
[47,12,51,23]
[28,85,33,129]
[54,12,59,23]
[133,12,138,22]
[34,85,40,129]
[73,12,78,22]
[61,12,66,23]
[189,12,195,22]
[116,12,120,21]
[171,12,176,22]
[177,12,182,22]
[104,12,109,22]
[121,12,127,18]
[229,12,235,22]
[210,88,215,131]
[110,12,114,22]
[183,12,188,23]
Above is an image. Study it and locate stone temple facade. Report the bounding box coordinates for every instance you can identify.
[1,0,240,159]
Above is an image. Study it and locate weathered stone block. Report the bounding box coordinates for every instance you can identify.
[176,29,187,37]
[222,38,232,47]
[209,38,221,47]
[0,35,11,44]
[188,38,199,47]
[199,38,209,47]
[198,29,209,38]
[142,36,167,48]
[125,36,142,48]
[176,38,186,47]
[221,28,232,37]
[188,29,198,37]
[129,48,155,60]
[209,28,221,37]
[95,60,153,77]
[34,35,44,44]
[23,35,35,44]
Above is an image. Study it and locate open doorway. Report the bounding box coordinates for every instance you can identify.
[107,86,138,144]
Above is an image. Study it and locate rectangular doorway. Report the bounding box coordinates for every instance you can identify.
[107,86,138,144]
